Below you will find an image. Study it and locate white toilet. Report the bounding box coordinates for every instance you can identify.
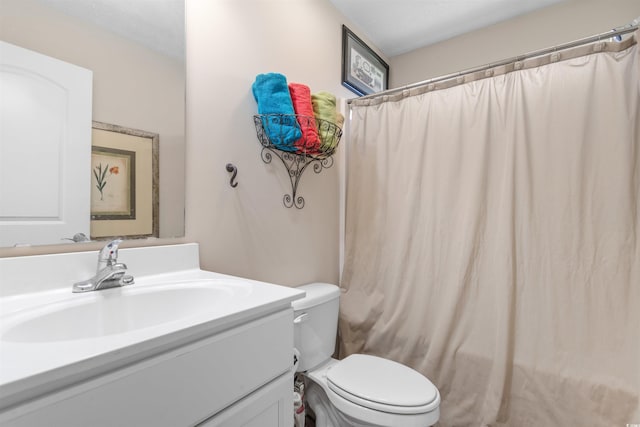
[293,283,440,427]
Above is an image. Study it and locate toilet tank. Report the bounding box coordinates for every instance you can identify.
[292,283,340,372]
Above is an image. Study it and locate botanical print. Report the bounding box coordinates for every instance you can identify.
[90,148,134,217]
[93,164,119,200]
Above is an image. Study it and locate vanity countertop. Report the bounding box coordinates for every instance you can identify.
[0,244,305,414]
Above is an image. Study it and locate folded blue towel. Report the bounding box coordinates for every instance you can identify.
[252,73,301,151]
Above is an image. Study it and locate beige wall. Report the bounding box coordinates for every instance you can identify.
[390,0,640,87]
[0,0,185,247]
[5,0,636,288]
[0,0,375,282]
[185,0,360,286]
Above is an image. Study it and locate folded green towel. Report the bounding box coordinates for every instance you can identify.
[311,91,337,123]
[330,112,344,151]
[312,91,341,152]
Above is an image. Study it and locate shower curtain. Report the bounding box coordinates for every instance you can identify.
[340,34,640,426]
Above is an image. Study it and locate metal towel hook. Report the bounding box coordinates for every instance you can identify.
[226,163,238,188]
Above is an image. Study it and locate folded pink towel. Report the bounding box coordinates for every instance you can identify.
[288,83,321,154]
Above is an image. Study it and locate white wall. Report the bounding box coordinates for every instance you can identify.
[185,0,361,286]
[0,0,185,242]
[390,0,640,87]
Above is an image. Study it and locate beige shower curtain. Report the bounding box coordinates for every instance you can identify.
[340,34,640,426]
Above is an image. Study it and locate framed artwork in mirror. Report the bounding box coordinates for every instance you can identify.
[341,25,389,96]
[90,121,159,240]
[91,146,136,220]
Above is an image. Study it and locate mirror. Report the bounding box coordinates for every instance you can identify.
[0,0,185,247]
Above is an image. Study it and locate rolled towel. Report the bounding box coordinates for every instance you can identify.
[311,91,338,123]
[328,112,345,151]
[252,73,301,151]
[288,83,321,154]
[312,91,341,152]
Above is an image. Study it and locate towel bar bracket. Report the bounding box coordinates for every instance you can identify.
[260,146,333,209]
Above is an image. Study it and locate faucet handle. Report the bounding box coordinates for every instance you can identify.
[98,239,123,266]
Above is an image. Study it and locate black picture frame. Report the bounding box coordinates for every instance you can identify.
[341,25,389,96]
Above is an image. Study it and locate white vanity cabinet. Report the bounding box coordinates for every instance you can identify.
[0,244,303,427]
[3,309,294,427]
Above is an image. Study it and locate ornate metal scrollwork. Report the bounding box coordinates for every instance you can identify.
[253,114,342,209]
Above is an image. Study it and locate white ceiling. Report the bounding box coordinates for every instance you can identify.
[329,0,566,57]
[36,0,566,61]
[36,0,184,61]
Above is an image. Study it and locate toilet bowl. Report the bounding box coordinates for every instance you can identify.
[293,283,440,427]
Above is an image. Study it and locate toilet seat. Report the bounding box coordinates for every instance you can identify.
[306,358,440,427]
[326,354,440,415]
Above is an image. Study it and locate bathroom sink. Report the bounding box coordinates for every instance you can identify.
[0,243,306,421]
[1,280,252,343]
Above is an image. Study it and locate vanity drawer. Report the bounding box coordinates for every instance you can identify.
[2,308,294,427]
[198,371,293,427]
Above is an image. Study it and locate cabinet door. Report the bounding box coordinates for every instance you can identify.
[0,41,92,246]
[199,371,293,427]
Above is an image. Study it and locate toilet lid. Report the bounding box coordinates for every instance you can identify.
[326,354,439,414]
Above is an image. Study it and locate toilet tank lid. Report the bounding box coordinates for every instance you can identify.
[292,283,340,310]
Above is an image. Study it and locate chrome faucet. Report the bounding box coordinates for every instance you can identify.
[72,239,134,293]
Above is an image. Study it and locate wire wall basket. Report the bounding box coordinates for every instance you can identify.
[253,114,343,209]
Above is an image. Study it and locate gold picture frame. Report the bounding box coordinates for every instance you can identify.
[90,121,159,240]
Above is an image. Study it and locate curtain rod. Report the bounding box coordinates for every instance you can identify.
[348,24,638,104]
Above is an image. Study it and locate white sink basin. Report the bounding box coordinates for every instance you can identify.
[2,280,252,343]
[0,244,305,416]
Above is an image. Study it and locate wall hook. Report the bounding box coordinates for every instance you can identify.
[226,163,238,188]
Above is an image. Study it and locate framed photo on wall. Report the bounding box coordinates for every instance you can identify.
[341,25,389,96]
[90,121,159,240]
